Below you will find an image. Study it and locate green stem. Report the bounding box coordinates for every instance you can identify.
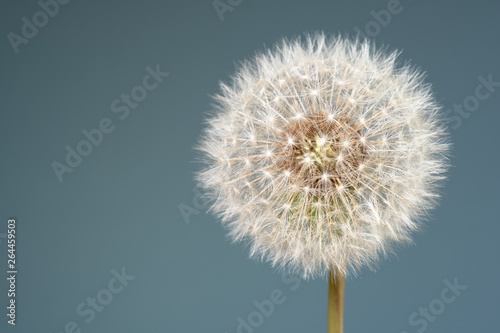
[328,271,345,333]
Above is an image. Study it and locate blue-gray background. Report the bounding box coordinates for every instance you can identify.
[1,0,499,332]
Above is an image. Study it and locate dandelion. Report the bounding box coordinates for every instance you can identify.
[196,33,449,333]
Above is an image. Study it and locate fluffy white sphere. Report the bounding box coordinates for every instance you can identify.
[197,33,449,279]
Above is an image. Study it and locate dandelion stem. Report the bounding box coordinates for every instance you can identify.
[328,271,345,333]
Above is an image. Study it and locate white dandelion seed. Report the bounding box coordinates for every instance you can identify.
[196,33,449,281]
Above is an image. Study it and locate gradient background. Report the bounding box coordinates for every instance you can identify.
[1,0,499,332]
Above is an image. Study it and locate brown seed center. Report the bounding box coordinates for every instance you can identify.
[273,111,365,194]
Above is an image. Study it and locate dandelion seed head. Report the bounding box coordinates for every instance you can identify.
[196,33,449,279]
